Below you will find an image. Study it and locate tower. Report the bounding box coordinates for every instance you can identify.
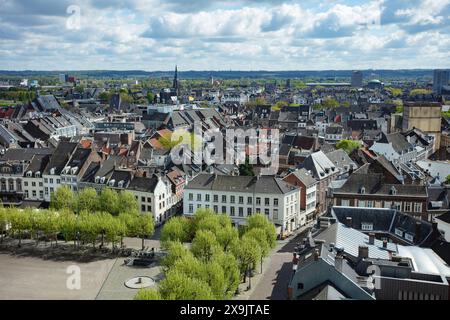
[172,65,179,96]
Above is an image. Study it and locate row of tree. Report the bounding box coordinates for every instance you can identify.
[50,186,139,216]
[0,186,154,250]
[135,209,277,300]
[0,207,154,250]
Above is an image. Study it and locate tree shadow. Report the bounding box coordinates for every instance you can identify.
[0,241,122,263]
[269,262,292,300]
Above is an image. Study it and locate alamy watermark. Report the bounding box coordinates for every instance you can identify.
[66,265,81,290]
[66,5,81,30]
[168,124,280,175]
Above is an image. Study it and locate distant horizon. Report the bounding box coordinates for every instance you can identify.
[0,68,448,73]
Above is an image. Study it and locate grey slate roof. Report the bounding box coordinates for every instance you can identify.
[289,168,318,187]
[43,142,78,175]
[185,174,298,194]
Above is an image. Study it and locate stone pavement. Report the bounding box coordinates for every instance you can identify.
[95,258,163,300]
[235,224,313,300]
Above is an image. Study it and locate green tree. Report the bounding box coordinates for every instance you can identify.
[76,188,99,213]
[239,156,255,177]
[336,140,361,154]
[50,186,76,211]
[161,216,192,246]
[118,191,139,215]
[131,214,155,250]
[410,89,432,96]
[232,236,261,285]
[445,175,450,185]
[243,228,270,273]
[247,214,277,249]
[147,92,156,103]
[8,209,30,247]
[159,270,214,300]
[134,288,162,300]
[215,252,240,297]
[161,241,193,272]
[98,188,120,215]
[191,230,222,263]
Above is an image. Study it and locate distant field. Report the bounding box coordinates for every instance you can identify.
[0,100,15,107]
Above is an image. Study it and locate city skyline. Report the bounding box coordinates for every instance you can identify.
[1,0,450,71]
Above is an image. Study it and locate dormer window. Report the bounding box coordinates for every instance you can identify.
[100,177,106,184]
[390,186,397,195]
[95,176,100,184]
[35,171,41,178]
[108,179,115,187]
[50,168,55,175]
[360,187,366,194]
[26,171,32,177]
[71,167,78,175]
[118,180,124,188]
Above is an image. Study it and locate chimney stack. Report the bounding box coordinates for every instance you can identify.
[415,222,422,242]
[314,249,320,261]
[369,233,375,245]
[432,222,438,232]
[383,240,388,249]
[358,246,369,259]
[345,217,353,228]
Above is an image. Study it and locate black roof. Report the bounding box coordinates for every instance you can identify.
[43,142,78,175]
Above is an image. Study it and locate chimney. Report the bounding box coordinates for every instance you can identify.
[345,217,353,227]
[369,233,375,245]
[358,246,369,259]
[432,222,438,232]
[335,254,344,273]
[383,240,388,249]
[314,249,320,261]
[415,222,422,242]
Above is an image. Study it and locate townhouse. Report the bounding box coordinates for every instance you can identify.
[183,174,300,235]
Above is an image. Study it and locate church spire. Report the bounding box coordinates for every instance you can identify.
[173,65,178,90]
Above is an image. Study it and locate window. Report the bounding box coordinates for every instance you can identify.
[147,197,151,203]
[230,196,235,204]
[405,202,412,212]
[239,196,244,204]
[56,179,60,184]
[361,222,373,231]
[360,187,366,194]
[405,233,414,242]
[414,203,422,213]
[205,204,210,209]
[141,205,146,212]
[394,202,402,211]
[189,204,194,213]
[247,197,252,205]
[239,207,244,217]
[265,209,270,216]
[24,181,28,187]
[213,195,218,203]
[256,208,261,214]
[32,190,36,197]
[213,205,218,213]
[256,197,261,205]
[358,200,366,208]
[367,201,374,208]
[222,206,227,214]
[197,194,202,201]
[39,191,43,199]
[247,208,252,216]
[205,194,210,202]
[274,198,278,206]
[390,186,397,195]
[189,193,193,201]
[273,209,278,219]
[265,198,270,206]
[222,195,227,203]
[230,207,235,216]
[341,199,350,206]
[141,196,145,202]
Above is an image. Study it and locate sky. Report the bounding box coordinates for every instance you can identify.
[0,0,450,71]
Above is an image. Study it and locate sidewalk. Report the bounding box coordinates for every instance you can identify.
[234,223,313,300]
